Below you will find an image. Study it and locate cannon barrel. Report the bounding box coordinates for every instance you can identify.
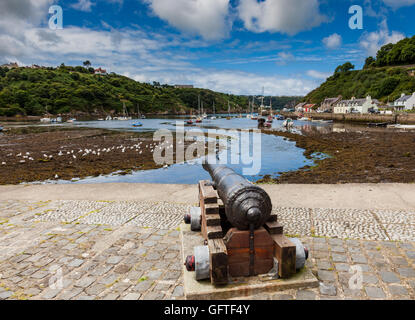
[202,163,272,230]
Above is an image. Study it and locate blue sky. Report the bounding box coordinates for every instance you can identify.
[1,0,415,95]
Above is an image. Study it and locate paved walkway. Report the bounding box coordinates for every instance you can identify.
[0,184,414,300]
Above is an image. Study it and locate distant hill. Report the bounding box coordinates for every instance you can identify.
[0,65,300,116]
[304,36,415,105]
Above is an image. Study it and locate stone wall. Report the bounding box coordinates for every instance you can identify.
[280,112,415,124]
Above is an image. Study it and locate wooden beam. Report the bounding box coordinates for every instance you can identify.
[208,239,228,285]
[206,225,224,240]
[205,203,219,215]
[206,214,221,227]
[199,181,218,204]
[264,221,284,235]
[272,234,296,278]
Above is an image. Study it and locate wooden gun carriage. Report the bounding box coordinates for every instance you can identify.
[184,164,308,285]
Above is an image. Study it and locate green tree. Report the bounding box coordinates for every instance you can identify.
[363,56,376,69]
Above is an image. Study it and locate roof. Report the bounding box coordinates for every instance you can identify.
[295,102,306,109]
[304,104,316,108]
[337,98,380,107]
[321,97,341,105]
[396,95,411,103]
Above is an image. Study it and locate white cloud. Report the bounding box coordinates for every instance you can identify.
[143,0,231,40]
[132,69,317,96]
[71,0,95,12]
[382,0,415,9]
[237,0,327,35]
[322,33,342,50]
[306,70,331,80]
[0,0,320,96]
[359,20,405,56]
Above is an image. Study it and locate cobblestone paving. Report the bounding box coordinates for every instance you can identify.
[0,200,414,300]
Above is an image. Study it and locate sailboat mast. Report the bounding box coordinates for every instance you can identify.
[198,94,201,116]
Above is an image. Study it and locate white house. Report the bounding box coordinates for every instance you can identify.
[94,67,107,75]
[334,96,380,114]
[393,93,415,111]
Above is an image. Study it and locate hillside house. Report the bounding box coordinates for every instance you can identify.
[334,96,380,114]
[174,85,194,89]
[303,104,316,113]
[294,102,306,112]
[318,96,342,112]
[94,67,107,75]
[393,93,415,111]
[1,62,18,69]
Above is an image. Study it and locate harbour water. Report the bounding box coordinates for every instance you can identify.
[43,117,331,185]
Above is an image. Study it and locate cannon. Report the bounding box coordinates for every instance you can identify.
[202,163,272,231]
[184,164,309,284]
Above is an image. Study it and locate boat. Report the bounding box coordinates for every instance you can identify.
[67,118,76,123]
[298,117,311,121]
[389,124,415,129]
[118,102,132,120]
[257,118,266,126]
[186,119,194,125]
[0,125,3,132]
[226,100,232,120]
[132,122,143,127]
[196,117,202,123]
[141,115,146,119]
[283,118,294,128]
[40,118,51,123]
[368,122,389,128]
[264,120,272,128]
[105,115,112,121]
[275,115,285,120]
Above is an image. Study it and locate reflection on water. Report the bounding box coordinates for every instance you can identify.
[26,117,369,185]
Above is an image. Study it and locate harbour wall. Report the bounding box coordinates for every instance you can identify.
[281,112,415,124]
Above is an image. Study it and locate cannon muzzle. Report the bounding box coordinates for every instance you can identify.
[202,163,272,230]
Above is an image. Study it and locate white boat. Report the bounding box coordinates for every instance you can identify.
[210,101,217,120]
[105,116,112,121]
[283,118,294,128]
[40,118,51,123]
[298,117,311,121]
[118,102,131,120]
[67,118,76,123]
[388,124,415,129]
